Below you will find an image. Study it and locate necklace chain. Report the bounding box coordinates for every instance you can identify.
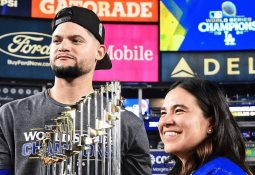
[48,88,52,98]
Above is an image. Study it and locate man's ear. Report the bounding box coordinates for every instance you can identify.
[96,44,106,61]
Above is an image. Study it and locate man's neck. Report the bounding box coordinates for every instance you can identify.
[49,76,94,105]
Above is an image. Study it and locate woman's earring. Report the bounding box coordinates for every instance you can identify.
[208,129,213,134]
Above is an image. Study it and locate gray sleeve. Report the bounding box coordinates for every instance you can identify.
[121,111,152,175]
[0,104,13,169]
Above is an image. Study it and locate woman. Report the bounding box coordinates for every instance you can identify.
[158,78,253,175]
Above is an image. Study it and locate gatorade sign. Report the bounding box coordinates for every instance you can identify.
[31,0,158,22]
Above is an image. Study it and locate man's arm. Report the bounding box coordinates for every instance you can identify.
[121,111,152,175]
[0,105,13,171]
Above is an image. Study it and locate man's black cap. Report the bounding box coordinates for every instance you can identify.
[51,6,112,70]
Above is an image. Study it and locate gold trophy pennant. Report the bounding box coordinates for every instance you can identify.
[97,119,113,129]
[105,111,119,121]
[89,127,106,137]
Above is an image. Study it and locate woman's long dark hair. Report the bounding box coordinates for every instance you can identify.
[166,78,252,175]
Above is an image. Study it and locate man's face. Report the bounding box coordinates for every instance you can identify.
[50,22,104,78]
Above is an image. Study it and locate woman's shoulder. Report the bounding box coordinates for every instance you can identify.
[192,157,248,175]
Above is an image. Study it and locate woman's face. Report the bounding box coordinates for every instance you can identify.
[158,86,212,162]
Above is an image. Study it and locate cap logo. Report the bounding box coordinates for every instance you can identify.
[99,23,103,37]
[55,16,72,27]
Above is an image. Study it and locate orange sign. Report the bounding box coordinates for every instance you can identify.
[31,0,158,22]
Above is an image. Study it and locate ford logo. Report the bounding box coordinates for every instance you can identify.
[0,32,51,59]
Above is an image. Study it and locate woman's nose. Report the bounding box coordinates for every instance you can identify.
[159,114,175,127]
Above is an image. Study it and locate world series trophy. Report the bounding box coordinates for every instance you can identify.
[29,81,122,175]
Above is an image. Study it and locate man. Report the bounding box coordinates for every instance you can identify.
[0,6,151,175]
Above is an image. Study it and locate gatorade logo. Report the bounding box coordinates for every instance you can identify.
[171,57,195,77]
[31,0,158,22]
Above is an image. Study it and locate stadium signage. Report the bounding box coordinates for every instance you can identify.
[0,32,51,59]
[108,45,153,61]
[0,0,18,7]
[161,52,255,82]
[32,0,158,21]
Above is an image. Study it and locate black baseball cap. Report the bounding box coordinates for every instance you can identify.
[51,6,112,70]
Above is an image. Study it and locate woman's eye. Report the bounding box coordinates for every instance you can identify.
[175,108,184,114]
[160,111,166,117]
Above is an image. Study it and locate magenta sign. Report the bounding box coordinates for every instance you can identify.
[93,24,158,82]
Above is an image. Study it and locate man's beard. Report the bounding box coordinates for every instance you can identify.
[52,65,84,79]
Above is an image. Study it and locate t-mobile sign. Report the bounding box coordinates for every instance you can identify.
[94,24,158,82]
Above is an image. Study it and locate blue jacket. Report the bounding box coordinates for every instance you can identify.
[192,157,247,175]
[0,169,12,175]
